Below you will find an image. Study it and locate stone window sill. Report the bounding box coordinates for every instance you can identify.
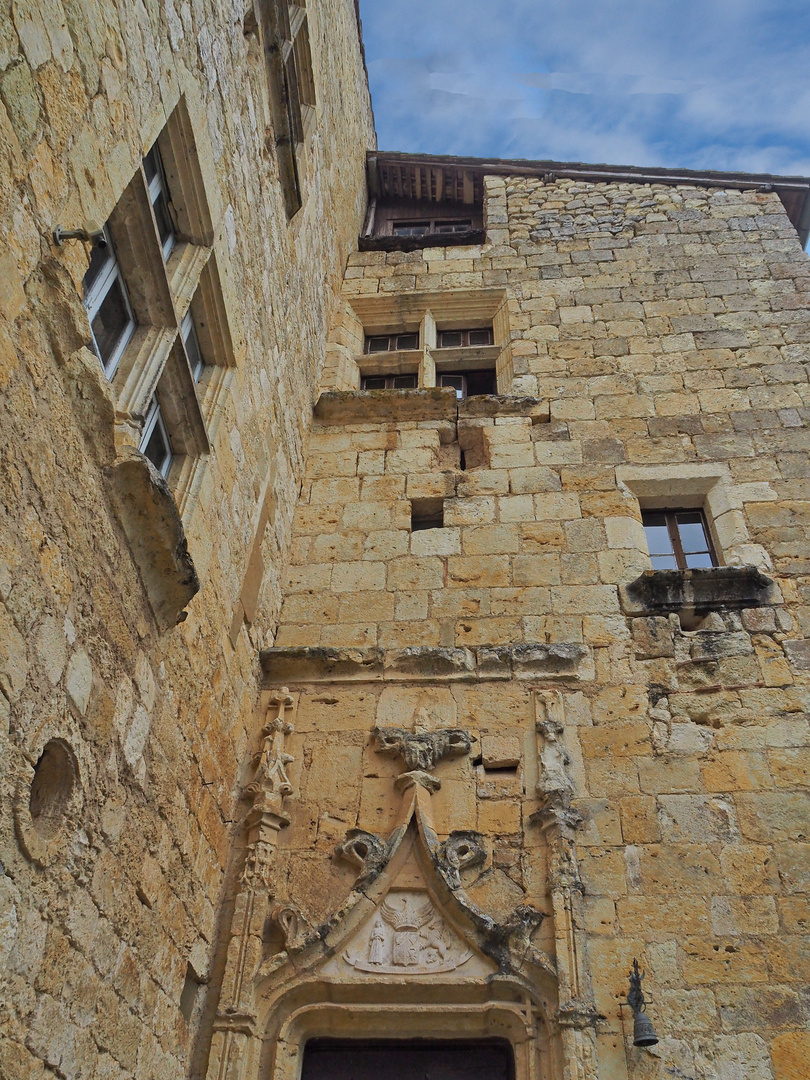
[619,566,775,618]
[358,230,485,252]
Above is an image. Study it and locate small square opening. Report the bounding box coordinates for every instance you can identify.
[411,498,444,531]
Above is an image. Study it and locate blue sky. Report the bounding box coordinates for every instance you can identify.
[358,0,810,177]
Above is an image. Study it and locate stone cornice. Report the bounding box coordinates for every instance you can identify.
[260,643,594,685]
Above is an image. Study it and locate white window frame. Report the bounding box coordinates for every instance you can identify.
[82,230,137,379]
[181,309,206,384]
[139,397,173,478]
[144,144,177,261]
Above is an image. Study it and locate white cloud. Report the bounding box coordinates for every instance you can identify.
[360,0,810,175]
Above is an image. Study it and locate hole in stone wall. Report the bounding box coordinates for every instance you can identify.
[180,962,203,1023]
[482,765,519,776]
[411,498,444,531]
[28,740,77,840]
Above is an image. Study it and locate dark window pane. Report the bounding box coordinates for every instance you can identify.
[392,374,417,388]
[440,374,465,398]
[468,328,493,346]
[362,376,387,390]
[434,220,472,234]
[153,191,175,257]
[439,331,463,348]
[395,333,419,350]
[143,146,159,185]
[83,241,111,293]
[142,408,172,476]
[366,337,391,353]
[183,315,206,382]
[392,222,430,236]
[91,276,132,368]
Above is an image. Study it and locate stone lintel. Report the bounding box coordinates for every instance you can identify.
[260,643,593,685]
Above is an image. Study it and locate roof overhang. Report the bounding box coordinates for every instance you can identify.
[368,151,810,247]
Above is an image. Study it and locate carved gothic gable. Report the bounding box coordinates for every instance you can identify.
[322,827,494,979]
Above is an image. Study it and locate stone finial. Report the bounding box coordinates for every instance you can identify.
[244,689,295,805]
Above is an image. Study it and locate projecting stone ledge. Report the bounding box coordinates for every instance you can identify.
[314,389,551,426]
[619,565,776,618]
[105,447,200,631]
[315,388,457,424]
[259,643,593,684]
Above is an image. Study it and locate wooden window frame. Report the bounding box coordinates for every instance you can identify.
[642,508,717,570]
[361,373,418,390]
[364,332,420,354]
[437,327,493,348]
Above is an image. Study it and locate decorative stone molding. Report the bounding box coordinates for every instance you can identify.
[268,904,310,953]
[530,690,600,1080]
[437,831,487,889]
[373,725,473,772]
[210,690,297,1074]
[343,890,473,974]
[260,643,594,684]
[335,829,390,889]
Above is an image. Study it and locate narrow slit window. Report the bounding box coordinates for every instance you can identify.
[642,509,716,570]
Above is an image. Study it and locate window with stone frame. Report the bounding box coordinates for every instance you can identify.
[80,98,236,519]
[642,509,717,570]
[244,0,316,219]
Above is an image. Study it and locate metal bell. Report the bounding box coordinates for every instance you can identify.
[632,1009,659,1047]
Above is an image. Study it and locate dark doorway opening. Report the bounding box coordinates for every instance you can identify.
[301,1038,514,1080]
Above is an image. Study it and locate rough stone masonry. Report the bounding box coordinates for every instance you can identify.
[0,2,809,1080]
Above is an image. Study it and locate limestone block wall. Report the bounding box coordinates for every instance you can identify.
[268,178,810,1079]
[0,1,374,1078]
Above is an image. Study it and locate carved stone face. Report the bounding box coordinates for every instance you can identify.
[372,726,473,773]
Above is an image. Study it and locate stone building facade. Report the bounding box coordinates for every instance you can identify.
[1,6,809,1080]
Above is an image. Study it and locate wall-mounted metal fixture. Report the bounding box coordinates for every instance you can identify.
[52,224,107,248]
[627,958,659,1047]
